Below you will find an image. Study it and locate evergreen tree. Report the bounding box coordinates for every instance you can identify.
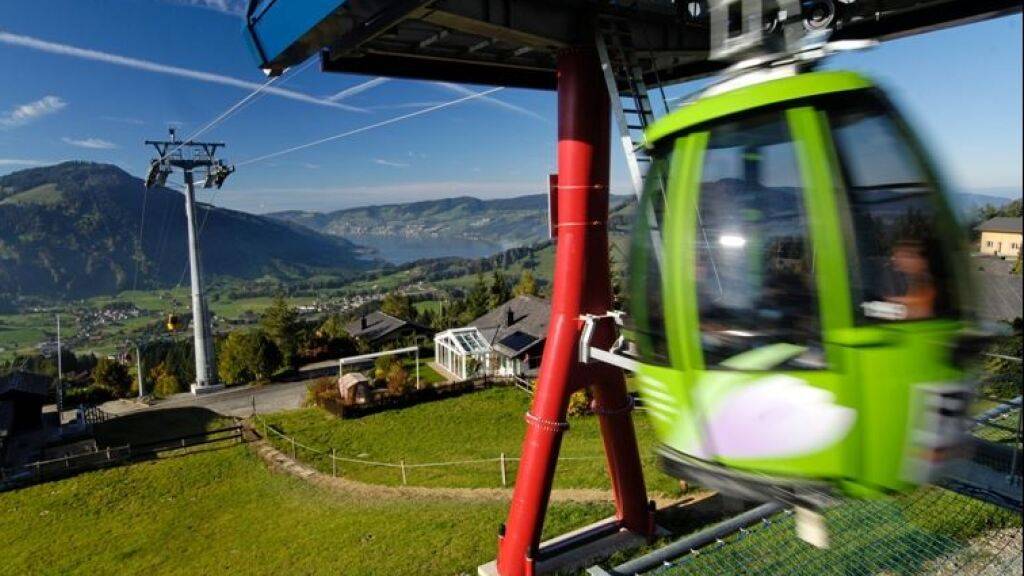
[218,330,282,385]
[489,269,512,307]
[465,271,491,320]
[261,293,299,368]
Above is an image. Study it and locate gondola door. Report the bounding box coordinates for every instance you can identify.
[661,107,859,490]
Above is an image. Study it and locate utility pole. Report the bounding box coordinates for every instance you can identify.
[136,343,144,400]
[55,314,63,427]
[144,128,234,395]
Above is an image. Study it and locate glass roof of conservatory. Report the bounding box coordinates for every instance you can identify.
[437,327,490,354]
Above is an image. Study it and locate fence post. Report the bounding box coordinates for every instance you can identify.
[291,437,296,459]
[400,460,407,485]
[332,449,337,477]
[251,394,256,417]
[500,452,507,487]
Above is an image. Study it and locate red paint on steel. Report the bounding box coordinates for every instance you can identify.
[495,48,653,576]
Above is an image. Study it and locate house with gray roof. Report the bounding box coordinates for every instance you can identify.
[977,216,1022,259]
[433,295,551,380]
[345,311,429,348]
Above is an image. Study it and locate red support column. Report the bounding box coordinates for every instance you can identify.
[495,47,653,576]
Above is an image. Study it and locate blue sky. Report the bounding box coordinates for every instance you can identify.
[0,0,1020,213]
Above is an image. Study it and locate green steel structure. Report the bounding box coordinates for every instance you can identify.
[630,69,975,501]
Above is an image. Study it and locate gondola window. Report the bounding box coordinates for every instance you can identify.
[695,113,821,369]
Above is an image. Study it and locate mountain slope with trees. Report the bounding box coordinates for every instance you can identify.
[0,162,372,299]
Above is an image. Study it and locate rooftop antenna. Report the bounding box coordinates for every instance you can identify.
[144,127,234,395]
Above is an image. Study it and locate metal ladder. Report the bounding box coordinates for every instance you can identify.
[595,17,665,201]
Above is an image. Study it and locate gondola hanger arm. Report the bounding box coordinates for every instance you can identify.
[579,312,640,373]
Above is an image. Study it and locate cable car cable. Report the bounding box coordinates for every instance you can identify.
[235,86,505,167]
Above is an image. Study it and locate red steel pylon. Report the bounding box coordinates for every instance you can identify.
[495,47,654,576]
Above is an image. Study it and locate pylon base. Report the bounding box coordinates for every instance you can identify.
[478,516,662,576]
[190,383,224,396]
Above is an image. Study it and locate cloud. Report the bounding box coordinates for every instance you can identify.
[0,95,67,128]
[62,137,118,150]
[373,158,410,168]
[433,82,549,123]
[0,158,49,167]
[0,30,365,113]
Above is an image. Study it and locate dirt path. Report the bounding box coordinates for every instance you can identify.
[250,437,693,507]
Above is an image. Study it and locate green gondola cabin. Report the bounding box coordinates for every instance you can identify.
[629,69,974,502]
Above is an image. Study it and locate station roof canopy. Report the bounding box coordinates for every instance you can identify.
[245,0,1020,89]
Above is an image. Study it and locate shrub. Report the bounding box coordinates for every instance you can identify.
[567,389,593,417]
[63,383,115,405]
[385,363,411,396]
[92,357,132,397]
[306,376,341,408]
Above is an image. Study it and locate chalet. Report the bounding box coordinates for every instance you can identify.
[434,296,550,380]
[345,311,429,348]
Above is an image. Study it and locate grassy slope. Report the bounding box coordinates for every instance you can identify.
[259,387,681,494]
[0,446,610,576]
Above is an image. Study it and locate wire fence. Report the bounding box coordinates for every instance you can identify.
[251,413,604,487]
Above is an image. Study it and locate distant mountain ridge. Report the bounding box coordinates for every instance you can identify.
[0,162,371,298]
[269,193,633,263]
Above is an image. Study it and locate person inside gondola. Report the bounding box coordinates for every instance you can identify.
[884,239,937,320]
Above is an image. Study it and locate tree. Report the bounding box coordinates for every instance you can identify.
[381,292,415,321]
[261,294,299,368]
[465,271,491,320]
[318,314,349,340]
[92,357,132,397]
[513,270,539,297]
[310,314,356,359]
[150,363,183,397]
[489,269,512,308]
[218,330,282,385]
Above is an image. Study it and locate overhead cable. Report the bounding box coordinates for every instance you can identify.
[236,87,506,167]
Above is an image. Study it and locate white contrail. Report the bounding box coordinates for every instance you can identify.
[434,81,548,122]
[237,87,505,167]
[0,30,365,113]
[327,77,390,102]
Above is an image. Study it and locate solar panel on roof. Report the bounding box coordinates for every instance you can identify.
[498,331,539,354]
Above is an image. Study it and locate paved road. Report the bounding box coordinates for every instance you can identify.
[101,380,310,419]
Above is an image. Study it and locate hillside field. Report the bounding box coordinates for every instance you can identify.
[258,386,682,494]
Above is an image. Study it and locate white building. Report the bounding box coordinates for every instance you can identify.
[433,327,491,380]
[433,295,550,381]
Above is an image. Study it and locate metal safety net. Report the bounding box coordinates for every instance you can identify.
[659,487,1022,576]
